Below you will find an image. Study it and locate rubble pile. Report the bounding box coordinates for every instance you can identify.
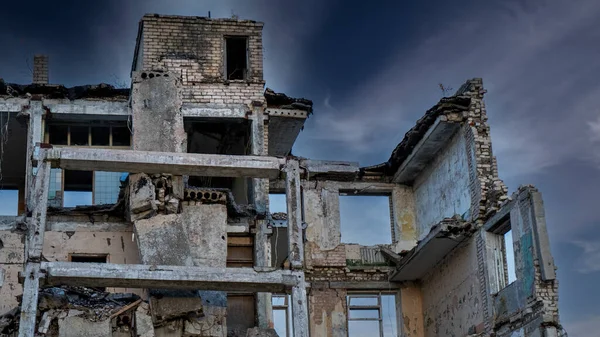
[0,286,143,336]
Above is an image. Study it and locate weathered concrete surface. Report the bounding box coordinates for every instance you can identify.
[45,147,284,179]
[401,286,425,337]
[131,71,186,153]
[181,205,227,268]
[413,127,472,240]
[129,173,157,221]
[150,295,203,323]
[392,185,417,252]
[421,239,482,337]
[154,320,184,337]
[245,327,279,336]
[183,305,226,336]
[135,214,194,266]
[136,302,155,337]
[58,316,111,337]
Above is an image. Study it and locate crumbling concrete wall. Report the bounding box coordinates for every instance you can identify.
[131,71,186,153]
[0,227,141,314]
[490,187,560,337]
[421,240,483,336]
[0,231,24,314]
[136,15,265,106]
[413,127,472,240]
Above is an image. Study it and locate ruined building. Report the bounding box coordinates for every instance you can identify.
[0,14,563,337]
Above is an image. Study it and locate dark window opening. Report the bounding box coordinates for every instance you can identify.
[49,125,68,145]
[227,294,255,333]
[70,254,108,263]
[70,126,89,146]
[226,37,248,80]
[91,127,110,146]
[64,170,93,192]
[111,127,131,146]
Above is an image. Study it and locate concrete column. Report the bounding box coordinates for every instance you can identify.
[19,154,51,337]
[24,101,44,211]
[250,108,274,328]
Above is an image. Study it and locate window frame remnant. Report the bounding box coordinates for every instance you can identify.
[224,36,249,80]
[45,124,131,148]
[346,292,398,337]
[272,294,294,337]
[487,216,516,292]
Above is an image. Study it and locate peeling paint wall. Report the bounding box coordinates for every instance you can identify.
[401,286,425,337]
[414,127,472,240]
[308,288,347,337]
[421,239,483,337]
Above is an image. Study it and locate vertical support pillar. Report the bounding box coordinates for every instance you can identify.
[284,160,309,336]
[250,108,273,328]
[24,101,44,210]
[19,151,51,337]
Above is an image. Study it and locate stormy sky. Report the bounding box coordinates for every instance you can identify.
[0,0,599,335]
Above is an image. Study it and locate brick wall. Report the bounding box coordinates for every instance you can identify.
[137,15,265,105]
[33,55,49,84]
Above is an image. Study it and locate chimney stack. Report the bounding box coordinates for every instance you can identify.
[33,55,49,84]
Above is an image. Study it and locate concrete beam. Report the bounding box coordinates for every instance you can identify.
[393,117,461,184]
[0,98,29,112]
[182,103,247,119]
[299,159,359,180]
[43,99,129,116]
[265,108,308,119]
[44,147,284,179]
[39,262,300,292]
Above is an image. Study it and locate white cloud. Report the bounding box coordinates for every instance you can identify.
[565,315,600,337]
[571,240,600,274]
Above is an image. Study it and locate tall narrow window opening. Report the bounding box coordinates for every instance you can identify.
[226,37,248,80]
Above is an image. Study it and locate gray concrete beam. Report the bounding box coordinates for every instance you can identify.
[42,99,129,116]
[39,262,300,292]
[299,159,359,180]
[393,117,461,184]
[44,147,284,178]
[182,103,247,119]
[0,98,29,112]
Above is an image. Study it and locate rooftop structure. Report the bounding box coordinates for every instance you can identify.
[0,13,563,337]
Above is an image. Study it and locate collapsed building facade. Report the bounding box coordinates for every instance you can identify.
[0,14,564,337]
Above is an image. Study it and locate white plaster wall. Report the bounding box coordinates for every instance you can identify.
[414,128,471,240]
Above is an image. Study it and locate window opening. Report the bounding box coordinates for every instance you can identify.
[273,294,293,337]
[111,127,131,146]
[69,126,89,146]
[70,254,108,263]
[504,229,517,284]
[48,125,68,145]
[226,37,248,80]
[347,293,397,337]
[340,195,392,246]
[63,170,93,207]
[91,127,110,146]
[227,237,254,267]
[0,189,18,215]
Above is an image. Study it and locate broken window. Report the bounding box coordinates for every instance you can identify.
[225,36,248,80]
[94,171,124,205]
[0,189,18,216]
[63,170,93,207]
[272,295,294,337]
[339,195,393,246]
[488,217,516,291]
[269,193,287,214]
[347,293,398,337]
